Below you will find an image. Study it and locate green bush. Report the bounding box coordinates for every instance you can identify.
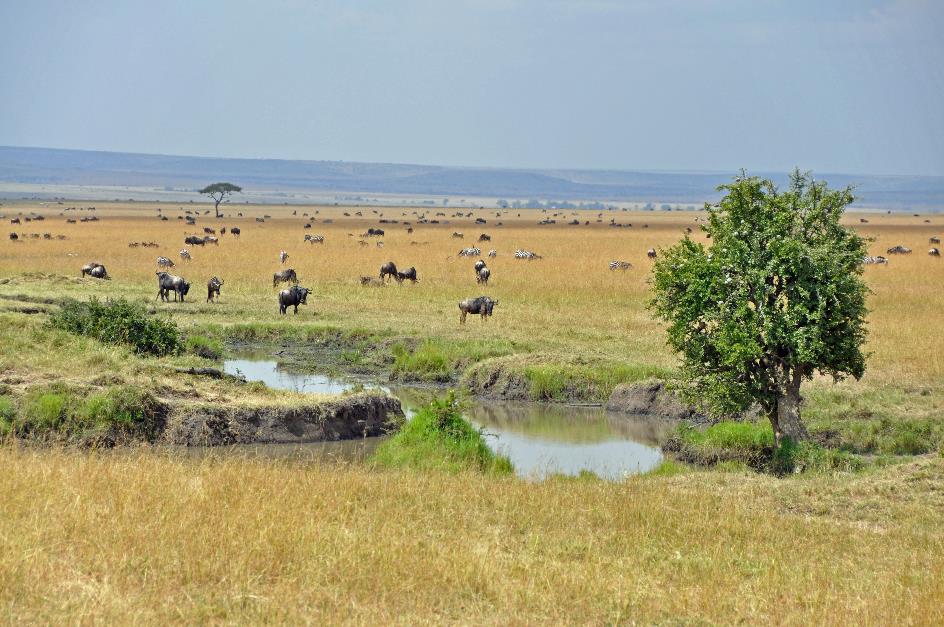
[0,396,17,437]
[50,298,181,356]
[372,392,513,474]
[186,334,223,360]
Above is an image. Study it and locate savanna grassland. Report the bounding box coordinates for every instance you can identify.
[1,199,943,623]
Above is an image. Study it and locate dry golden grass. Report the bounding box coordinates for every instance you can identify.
[2,200,942,385]
[0,446,941,624]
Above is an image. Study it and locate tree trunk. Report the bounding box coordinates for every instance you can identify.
[214,199,221,218]
[771,369,807,447]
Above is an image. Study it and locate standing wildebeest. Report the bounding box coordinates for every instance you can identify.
[478,233,491,242]
[931,236,941,245]
[220,227,227,235]
[477,266,491,285]
[452,232,464,239]
[365,227,384,237]
[156,256,175,268]
[9,232,17,241]
[473,259,487,273]
[458,296,497,324]
[207,276,224,302]
[279,285,310,314]
[380,261,398,282]
[279,250,289,264]
[647,248,657,259]
[185,235,206,246]
[230,227,240,237]
[156,272,191,302]
[930,248,941,257]
[396,267,418,283]
[273,268,298,287]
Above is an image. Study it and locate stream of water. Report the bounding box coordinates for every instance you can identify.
[223,358,667,479]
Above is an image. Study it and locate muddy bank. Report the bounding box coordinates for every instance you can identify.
[605,380,709,424]
[160,393,403,446]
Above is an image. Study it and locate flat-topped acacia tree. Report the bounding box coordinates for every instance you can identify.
[199,182,242,218]
[650,170,869,447]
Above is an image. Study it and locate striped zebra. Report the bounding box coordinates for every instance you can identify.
[156,256,175,268]
[304,234,325,244]
[862,255,888,265]
[514,249,541,260]
[458,247,481,257]
[179,249,192,261]
[487,249,497,258]
[279,250,289,264]
[609,260,632,271]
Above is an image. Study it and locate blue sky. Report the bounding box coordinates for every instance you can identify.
[1,0,942,175]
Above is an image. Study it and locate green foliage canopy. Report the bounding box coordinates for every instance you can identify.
[650,170,869,442]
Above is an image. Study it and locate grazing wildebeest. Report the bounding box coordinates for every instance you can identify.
[931,236,941,245]
[459,296,498,324]
[156,272,191,302]
[364,227,384,237]
[230,227,240,237]
[477,266,491,285]
[207,276,224,302]
[862,255,889,265]
[647,248,657,259]
[452,232,464,239]
[478,233,491,242]
[930,248,941,257]
[273,268,298,287]
[279,250,289,264]
[887,245,912,254]
[379,261,398,282]
[157,256,175,268]
[256,217,265,223]
[279,285,310,314]
[474,259,487,274]
[180,249,192,261]
[8,232,17,241]
[81,262,108,278]
[185,235,206,246]
[396,267,418,283]
[859,218,869,223]
[203,227,216,234]
[304,223,312,229]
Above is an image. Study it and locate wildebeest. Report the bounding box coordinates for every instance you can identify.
[180,249,192,261]
[452,232,464,239]
[459,296,498,324]
[478,233,491,242]
[220,227,227,235]
[887,245,912,254]
[203,227,216,234]
[304,234,325,244]
[396,266,418,283]
[379,261,398,282]
[273,268,298,287]
[256,217,265,223]
[8,232,17,241]
[930,248,941,257]
[477,266,491,285]
[487,249,497,258]
[81,262,109,279]
[185,235,206,246]
[157,256,175,268]
[156,272,191,302]
[647,248,657,259]
[474,259,487,274]
[207,276,224,302]
[364,227,384,237]
[230,227,240,237]
[279,250,289,264]
[279,285,310,314]
[931,236,941,245]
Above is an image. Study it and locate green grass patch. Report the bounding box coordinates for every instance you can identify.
[524,362,673,402]
[391,338,517,382]
[372,392,513,474]
[186,334,223,360]
[50,298,181,356]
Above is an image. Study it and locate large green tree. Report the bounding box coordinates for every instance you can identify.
[650,171,869,446]
[199,182,242,218]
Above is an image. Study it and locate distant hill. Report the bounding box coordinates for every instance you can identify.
[0,145,941,210]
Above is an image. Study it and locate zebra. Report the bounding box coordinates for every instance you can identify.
[862,255,889,265]
[609,260,632,271]
[157,256,175,268]
[179,249,192,261]
[279,250,289,264]
[304,234,325,244]
[458,247,481,257]
[487,249,497,258]
[514,249,541,260]
[930,248,941,257]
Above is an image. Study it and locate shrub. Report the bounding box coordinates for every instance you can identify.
[372,391,513,474]
[0,396,16,437]
[50,298,181,356]
[186,334,223,360]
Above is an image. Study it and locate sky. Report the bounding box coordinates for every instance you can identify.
[1,0,942,176]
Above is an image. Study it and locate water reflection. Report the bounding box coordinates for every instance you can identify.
[223,359,668,479]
